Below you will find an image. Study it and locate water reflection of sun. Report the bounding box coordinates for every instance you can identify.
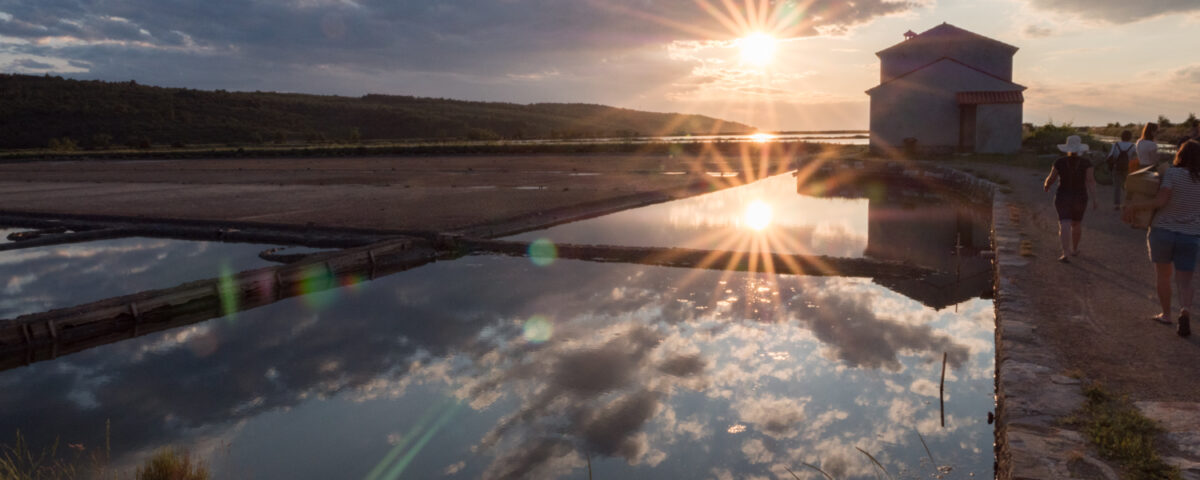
[744,201,772,231]
[588,1,878,307]
[748,132,775,143]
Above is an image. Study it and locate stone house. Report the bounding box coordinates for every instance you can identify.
[866,23,1025,155]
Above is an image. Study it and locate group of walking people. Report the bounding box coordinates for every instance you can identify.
[1043,122,1200,337]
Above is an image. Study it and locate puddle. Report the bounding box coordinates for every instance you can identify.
[0,255,994,479]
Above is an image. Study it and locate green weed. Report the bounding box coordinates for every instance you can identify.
[1064,383,1181,480]
[134,449,208,480]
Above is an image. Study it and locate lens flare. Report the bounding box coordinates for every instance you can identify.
[528,238,558,267]
[340,273,366,293]
[217,263,238,320]
[739,32,777,67]
[364,401,461,480]
[296,263,338,309]
[745,201,773,231]
[523,315,553,343]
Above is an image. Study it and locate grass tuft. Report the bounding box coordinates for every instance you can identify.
[1064,382,1181,480]
[135,448,209,480]
[855,447,894,480]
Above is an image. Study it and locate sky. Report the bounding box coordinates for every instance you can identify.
[1,0,1198,131]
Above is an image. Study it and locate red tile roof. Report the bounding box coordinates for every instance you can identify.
[957,91,1024,104]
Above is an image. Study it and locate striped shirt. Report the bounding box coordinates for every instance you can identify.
[1153,167,1200,236]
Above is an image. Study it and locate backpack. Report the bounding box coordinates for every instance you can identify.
[1110,143,1133,173]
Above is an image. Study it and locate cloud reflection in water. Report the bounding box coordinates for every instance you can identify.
[0,237,274,319]
[0,254,993,479]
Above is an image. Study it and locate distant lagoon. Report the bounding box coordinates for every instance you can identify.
[495,132,870,147]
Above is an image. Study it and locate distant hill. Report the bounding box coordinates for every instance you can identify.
[0,74,755,149]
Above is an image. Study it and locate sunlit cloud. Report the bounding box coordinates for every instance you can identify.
[1024,0,1200,24]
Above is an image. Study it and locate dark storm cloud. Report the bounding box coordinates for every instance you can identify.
[1026,0,1200,23]
[0,0,916,94]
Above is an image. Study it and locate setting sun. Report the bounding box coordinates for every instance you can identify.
[744,201,773,231]
[738,32,778,67]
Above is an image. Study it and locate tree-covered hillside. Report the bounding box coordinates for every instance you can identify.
[0,74,755,149]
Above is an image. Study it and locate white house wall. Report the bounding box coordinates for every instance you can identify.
[975,104,1023,154]
[869,59,1023,154]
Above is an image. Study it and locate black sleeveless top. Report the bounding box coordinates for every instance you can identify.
[1054,156,1091,197]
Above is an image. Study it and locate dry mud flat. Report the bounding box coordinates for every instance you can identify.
[0,153,798,235]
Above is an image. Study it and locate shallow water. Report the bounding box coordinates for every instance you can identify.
[0,172,994,478]
[0,236,277,319]
[502,132,869,146]
[508,173,870,257]
[0,255,993,479]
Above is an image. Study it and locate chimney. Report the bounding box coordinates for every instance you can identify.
[903,30,917,40]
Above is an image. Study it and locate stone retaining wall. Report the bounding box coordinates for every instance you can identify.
[989,189,1112,479]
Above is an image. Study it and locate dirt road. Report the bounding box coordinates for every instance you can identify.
[979,160,1200,400]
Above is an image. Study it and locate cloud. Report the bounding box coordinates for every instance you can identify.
[1023,74,1200,125]
[0,0,916,104]
[10,57,52,69]
[1174,64,1200,84]
[800,290,971,371]
[734,394,810,439]
[1022,25,1054,38]
[1024,0,1200,23]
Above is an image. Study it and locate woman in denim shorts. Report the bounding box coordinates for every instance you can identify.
[1124,140,1200,336]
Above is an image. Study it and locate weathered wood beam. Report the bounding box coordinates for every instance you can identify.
[0,228,135,251]
[0,238,437,371]
[0,211,419,248]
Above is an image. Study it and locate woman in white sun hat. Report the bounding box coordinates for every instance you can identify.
[1043,135,1098,262]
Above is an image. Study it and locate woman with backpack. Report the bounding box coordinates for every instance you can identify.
[1044,135,1098,262]
[1122,140,1200,337]
[1106,130,1136,209]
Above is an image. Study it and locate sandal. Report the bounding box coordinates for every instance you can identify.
[1151,314,1173,325]
[1058,255,1070,263]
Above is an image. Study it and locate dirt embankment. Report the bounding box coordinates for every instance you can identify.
[0,153,804,236]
